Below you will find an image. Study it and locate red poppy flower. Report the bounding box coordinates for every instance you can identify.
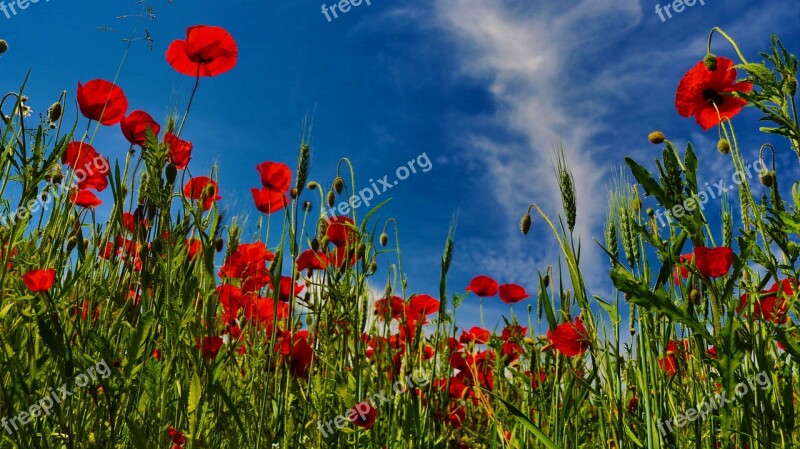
[256,161,292,192]
[165,133,193,169]
[276,276,304,301]
[296,249,329,272]
[168,426,186,445]
[186,238,202,260]
[120,110,161,146]
[501,341,524,363]
[466,275,498,297]
[501,324,528,341]
[62,141,100,169]
[326,215,357,247]
[459,326,491,344]
[675,56,752,131]
[77,167,110,192]
[218,242,274,280]
[407,294,440,324]
[525,370,547,389]
[244,296,289,325]
[122,212,149,234]
[348,401,378,429]
[22,268,56,292]
[694,246,733,278]
[658,355,678,376]
[288,335,313,379]
[545,316,590,357]
[166,25,238,77]
[375,295,407,321]
[673,253,694,285]
[76,79,128,125]
[183,176,221,211]
[499,283,530,304]
[70,189,102,208]
[251,187,289,215]
[196,336,224,358]
[738,280,792,324]
[436,402,465,429]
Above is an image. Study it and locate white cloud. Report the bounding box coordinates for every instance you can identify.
[422,0,643,293]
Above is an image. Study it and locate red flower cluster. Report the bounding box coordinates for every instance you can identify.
[251,162,291,215]
[466,275,530,304]
[738,278,795,324]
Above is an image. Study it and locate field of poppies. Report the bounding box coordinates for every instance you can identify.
[0,21,799,449]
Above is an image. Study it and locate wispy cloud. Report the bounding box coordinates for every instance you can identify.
[414,0,643,293]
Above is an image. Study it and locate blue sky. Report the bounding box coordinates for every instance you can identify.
[1,0,798,334]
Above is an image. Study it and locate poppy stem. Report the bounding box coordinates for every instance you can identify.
[177,71,201,137]
[707,27,749,65]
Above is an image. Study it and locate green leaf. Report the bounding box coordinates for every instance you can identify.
[610,265,713,341]
[490,392,560,449]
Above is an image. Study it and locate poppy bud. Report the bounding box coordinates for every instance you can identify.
[689,288,702,305]
[717,138,730,154]
[215,238,224,252]
[308,181,319,190]
[787,77,798,96]
[759,170,775,187]
[0,40,7,54]
[704,54,718,71]
[326,191,336,207]
[303,201,312,212]
[66,236,78,252]
[379,232,388,247]
[369,259,378,274]
[542,274,550,288]
[165,164,178,185]
[648,131,666,145]
[48,102,62,122]
[310,238,320,252]
[47,165,63,185]
[290,187,298,199]
[333,176,345,194]
[520,213,532,235]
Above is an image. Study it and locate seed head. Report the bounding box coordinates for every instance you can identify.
[379,232,389,247]
[648,131,666,145]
